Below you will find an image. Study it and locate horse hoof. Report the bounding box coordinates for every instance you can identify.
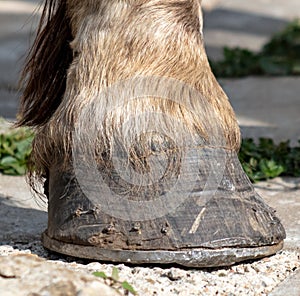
[43,148,285,267]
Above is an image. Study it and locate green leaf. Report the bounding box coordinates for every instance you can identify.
[0,156,26,175]
[292,62,300,74]
[0,156,17,166]
[259,159,284,179]
[111,267,119,282]
[92,271,108,279]
[122,281,137,295]
[3,168,18,175]
[238,137,300,182]
[0,126,33,176]
[2,141,15,156]
[259,57,290,75]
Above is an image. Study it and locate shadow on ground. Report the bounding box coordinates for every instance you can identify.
[0,194,47,244]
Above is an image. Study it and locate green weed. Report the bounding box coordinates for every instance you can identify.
[211,20,300,77]
[239,138,300,182]
[93,267,137,295]
[0,127,33,175]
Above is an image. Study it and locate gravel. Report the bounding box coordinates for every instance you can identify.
[0,241,299,296]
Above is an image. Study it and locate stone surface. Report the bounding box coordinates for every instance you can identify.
[0,246,299,296]
[0,254,118,296]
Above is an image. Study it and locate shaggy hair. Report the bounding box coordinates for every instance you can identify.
[18,0,241,194]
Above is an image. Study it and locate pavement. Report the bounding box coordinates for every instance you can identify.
[0,0,299,295]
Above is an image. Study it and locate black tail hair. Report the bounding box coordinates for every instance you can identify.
[17,0,73,127]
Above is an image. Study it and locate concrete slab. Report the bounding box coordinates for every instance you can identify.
[0,89,20,119]
[220,77,300,145]
[209,0,300,20]
[0,0,40,106]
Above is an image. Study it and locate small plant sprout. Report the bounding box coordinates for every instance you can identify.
[92,267,137,295]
